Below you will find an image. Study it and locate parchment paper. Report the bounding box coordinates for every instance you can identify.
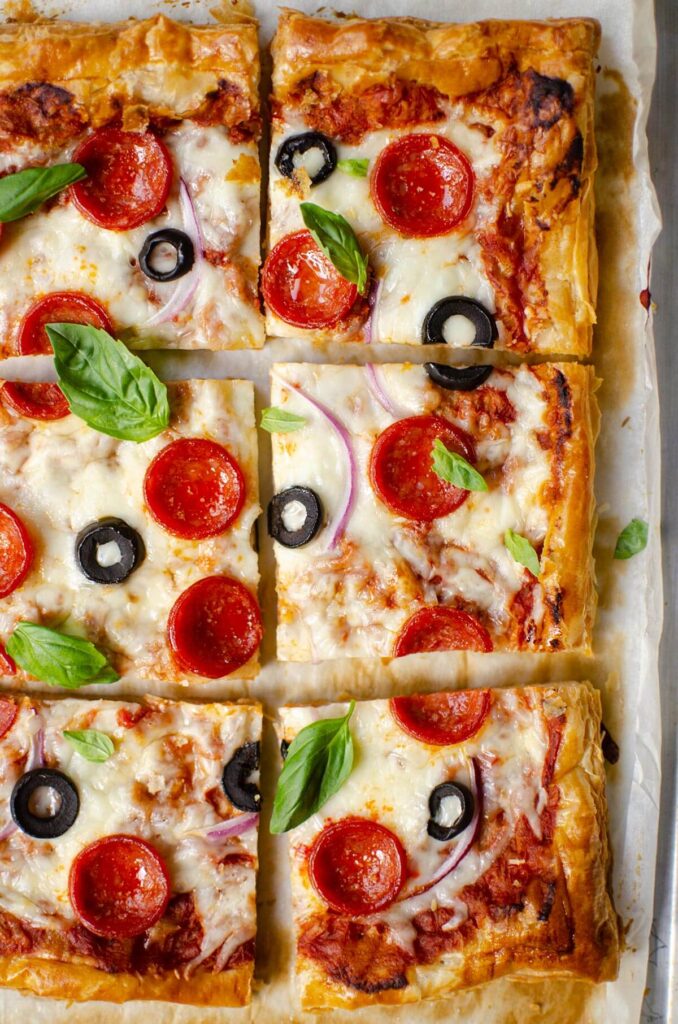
[0,0,662,1022]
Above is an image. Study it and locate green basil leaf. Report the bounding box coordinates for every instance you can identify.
[614,517,648,560]
[430,439,488,492]
[300,202,368,295]
[6,622,119,690]
[46,323,170,442]
[0,163,87,222]
[504,528,541,577]
[63,729,115,763]
[270,701,355,834]
[337,158,369,178]
[260,407,306,433]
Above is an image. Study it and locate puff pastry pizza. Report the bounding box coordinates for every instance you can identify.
[0,15,263,353]
[264,11,599,355]
[0,694,261,1005]
[0,378,262,686]
[268,362,597,660]
[277,682,619,1009]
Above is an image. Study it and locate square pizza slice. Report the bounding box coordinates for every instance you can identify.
[268,361,597,660]
[0,378,262,687]
[0,693,261,1005]
[278,682,619,1010]
[265,11,598,355]
[0,15,263,353]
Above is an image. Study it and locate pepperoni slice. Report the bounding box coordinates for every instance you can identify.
[2,382,69,421]
[0,698,17,738]
[309,818,407,916]
[371,134,474,237]
[70,128,173,231]
[370,414,476,521]
[394,607,493,657]
[167,575,262,678]
[144,438,245,540]
[69,834,170,939]
[391,688,492,745]
[261,230,358,329]
[0,503,33,598]
[17,291,113,356]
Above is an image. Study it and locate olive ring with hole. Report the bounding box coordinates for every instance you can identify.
[139,229,195,282]
[275,132,337,186]
[223,742,261,813]
[424,363,494,392]
[268,486,323,548]
[11,768,80,839]
[422,296,498,348]
[427,781,474,842]
[75,518,145,585]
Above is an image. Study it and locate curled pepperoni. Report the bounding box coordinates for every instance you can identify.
[2,382,69,420]
[167,575,262,678]
[261,230,357,329]
[370,415,476,521]
[70,128,173,231]
[17,291,113,356]
[390,688,492,745]
[69,834,170,939]
[144,438,245,540]
[371,134,474,237]
[0,503,33,598]
[0,698,17,738]
[394,607,493,657]
[309,817,407,916]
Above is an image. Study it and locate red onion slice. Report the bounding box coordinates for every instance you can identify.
[399,757,483,903]
[0,821,16,843]
[274,374,357,551]
[203,812,259,842]
[145,179,204,327]
[365,364,398,417]
[364,278,382,345]
[0,723,45,843]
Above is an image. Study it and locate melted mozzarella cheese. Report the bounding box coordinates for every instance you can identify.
[281,687,554,957]
[267,117,500,344]
[0,379,260,683]
[0,125,263,353]
[0,696,260,970]
[270,363,551,660]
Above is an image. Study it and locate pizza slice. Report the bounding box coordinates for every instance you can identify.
[276,683,619,1009]
[267,361,597,660]
[265,11,598,354]
[0,693,261,1005]
[0,376,262,686]
[0,15,263,353]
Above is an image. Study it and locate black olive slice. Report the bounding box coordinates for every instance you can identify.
[139,229,195,282]
[76,518,145,585]
[275,132,337,186]
[11,768,79,839]
[424,362,493,392]
[422,297,498,349]
[268,487,323,549]
[223,742,260,813]
[427,782,474,842]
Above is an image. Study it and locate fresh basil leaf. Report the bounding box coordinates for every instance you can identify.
[504,528,541,577]
[337,158,369,178]
[260,407,306,433]
[300,202,368,295]
[63,729,115,763]
[614,517,648,560]
[270,701,355,834]
[430,438,488,492]
[6,622,119,690]
[0,163,87,222]
[46,323,170,442]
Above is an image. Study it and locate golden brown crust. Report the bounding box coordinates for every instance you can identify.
[0,15,260,142]
[270,11,599,356]
[535,364,599,653]
[287,683,619,1010]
